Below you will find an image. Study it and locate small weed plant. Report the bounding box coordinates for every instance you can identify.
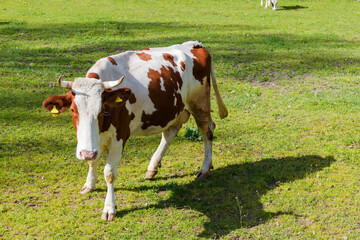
[184,127,203,141]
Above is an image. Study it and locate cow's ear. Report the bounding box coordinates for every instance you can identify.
[103,87,132,106]
[42,91,73,117]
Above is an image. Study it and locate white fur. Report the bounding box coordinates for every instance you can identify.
[72,78,104,159]
[159,77,166,92]
[261,0,278,10]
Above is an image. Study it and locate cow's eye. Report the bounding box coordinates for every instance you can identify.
[71,109,74,113]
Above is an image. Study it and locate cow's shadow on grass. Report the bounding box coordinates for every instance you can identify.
[117,155,334,238]
[280,5,308,11]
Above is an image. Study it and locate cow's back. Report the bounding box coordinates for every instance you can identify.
[87,41,211,136]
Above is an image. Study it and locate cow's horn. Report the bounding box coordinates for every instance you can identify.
[102,76,124,90]
[57,75,73,89]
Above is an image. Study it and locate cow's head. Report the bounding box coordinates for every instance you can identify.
[43,76,131,160]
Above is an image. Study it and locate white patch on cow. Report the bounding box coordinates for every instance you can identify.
[72,78,104,159]
[173,94,177,106]
[159,77,166,91]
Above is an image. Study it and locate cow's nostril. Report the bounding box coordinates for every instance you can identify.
[80,150,98,160]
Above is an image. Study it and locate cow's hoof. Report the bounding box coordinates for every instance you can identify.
[80,186,95,194]
[101,212,116,221]
[145,170,158,180]
[196,170,210,180]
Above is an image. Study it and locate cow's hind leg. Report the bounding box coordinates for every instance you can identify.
[194,114,216,180]
[80,160,98,194]
[190,93,216,179]
[145,125,182,179]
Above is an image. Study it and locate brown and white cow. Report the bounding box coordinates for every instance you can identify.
[43,41,228,221]
[261,0,278,10]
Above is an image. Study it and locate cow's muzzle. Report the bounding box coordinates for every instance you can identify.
[79,150,98,160]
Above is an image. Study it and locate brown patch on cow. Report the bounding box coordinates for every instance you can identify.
[190,46,211,85]
[42,91,79,138]
[136,52,152,61]
[180,61,185,71]
[88,160,96,167]
[42,91,73,113]
[87,72,100,79]
[141,65,184,130]
[163,53,177,67]
[193,44,204,49]
[129,93,137,104]
[207,129,214,141]
[70,99,79,133]
[106,174,115,184]
[107,57,117,65]
[99,88,133,143]
[138,48,150,51]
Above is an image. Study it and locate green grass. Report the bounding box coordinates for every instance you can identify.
[1,0,360,239]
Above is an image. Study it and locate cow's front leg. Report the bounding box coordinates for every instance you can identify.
[101,142,123,221]
[80,160,98,194]
[264,0,270,8]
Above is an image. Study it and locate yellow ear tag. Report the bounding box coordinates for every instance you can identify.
[115,96,123,103]
[51,106,60,117]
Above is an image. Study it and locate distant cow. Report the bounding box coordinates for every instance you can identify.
[43,41,228,221]
[261,0,278,10]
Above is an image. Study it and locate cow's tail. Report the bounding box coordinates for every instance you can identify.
[211,65,228,119]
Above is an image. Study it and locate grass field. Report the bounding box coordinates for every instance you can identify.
[1,0,360,239]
